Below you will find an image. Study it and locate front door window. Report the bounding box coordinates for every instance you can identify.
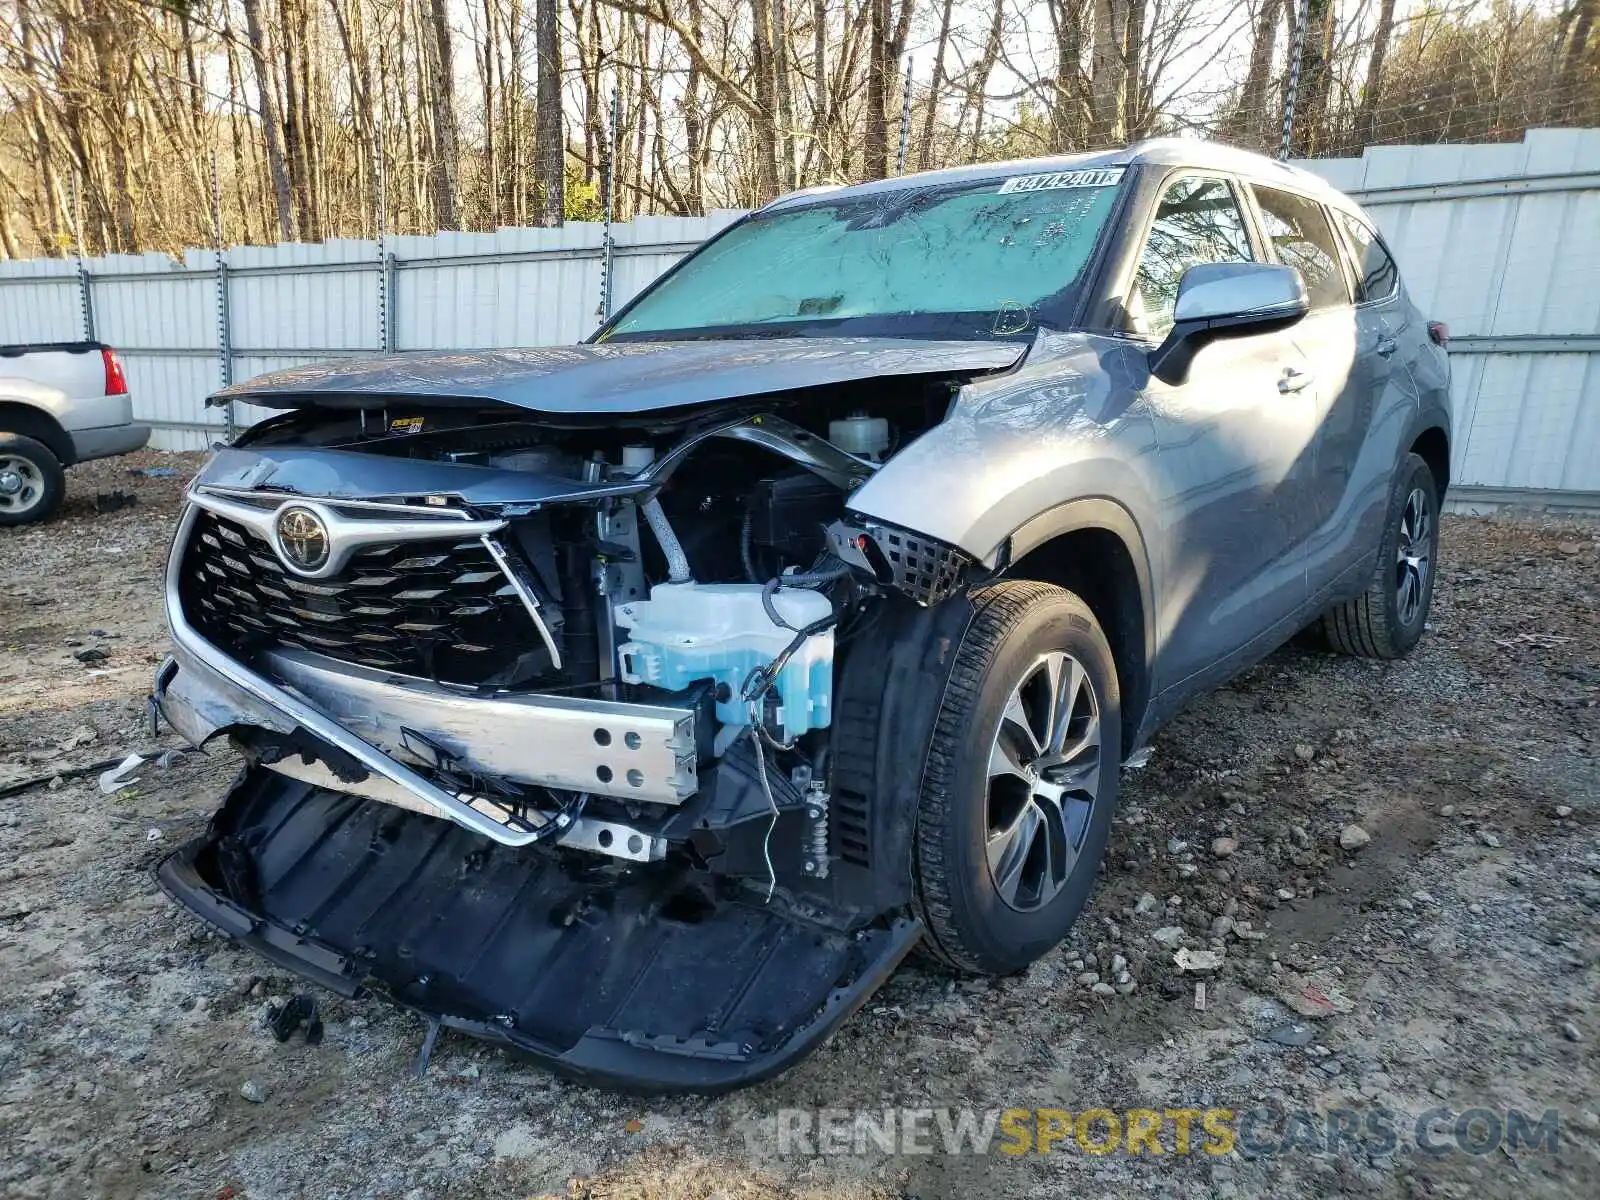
[1129,177,1255,338]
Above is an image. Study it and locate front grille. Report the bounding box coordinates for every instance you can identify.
[180,507,548,685]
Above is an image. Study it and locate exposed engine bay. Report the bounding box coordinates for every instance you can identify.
[152,362,999,1090]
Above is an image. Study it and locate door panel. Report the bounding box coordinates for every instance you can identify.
[1303,213,1423,600]
[1123,173,1317,691]
[1249,186,1368,602]
[1146,331,1320,689]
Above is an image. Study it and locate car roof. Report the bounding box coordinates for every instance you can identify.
[759,138,1357,214]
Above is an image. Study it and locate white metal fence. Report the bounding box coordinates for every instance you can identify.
[1,130,1596,503]
[1306,129,1600,505]
[0,213,743,450]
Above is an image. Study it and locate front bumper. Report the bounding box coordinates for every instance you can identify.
[156,644,701,809]
[159,501,703,847]
[156,542,923,1090]
[158,769,921,1092]
[153,643,698,863]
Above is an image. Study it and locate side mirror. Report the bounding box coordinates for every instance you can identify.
[1148,262,1308,385]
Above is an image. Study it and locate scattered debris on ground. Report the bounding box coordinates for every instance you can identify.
[1,459,1595,1197]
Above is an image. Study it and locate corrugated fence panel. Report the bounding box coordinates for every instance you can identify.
[1493,189,1600,339]
[1565,358,1600,491]
[1461,354,1600,493]
[0,258,83,345]
[1300,129,1600,496]
[397,223,595,349]
[229,241,380,355]
[121,355,220,437]
[95,275,215,351]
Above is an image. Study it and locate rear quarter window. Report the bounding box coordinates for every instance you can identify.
[1335,211,1400,304]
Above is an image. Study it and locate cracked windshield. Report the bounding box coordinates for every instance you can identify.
[604,169,1125,341]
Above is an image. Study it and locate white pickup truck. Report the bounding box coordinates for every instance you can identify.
[0,340,150,525]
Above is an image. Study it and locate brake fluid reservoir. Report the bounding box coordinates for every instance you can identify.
[614,582,834,736]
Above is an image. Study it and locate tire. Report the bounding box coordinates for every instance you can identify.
[1320,452,1439,659]
[0,434,65,527]
[912,581,1120,975]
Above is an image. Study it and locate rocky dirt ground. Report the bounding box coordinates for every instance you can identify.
[0,452,1596,1200]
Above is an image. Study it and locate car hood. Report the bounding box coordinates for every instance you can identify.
[211,338,1028,416]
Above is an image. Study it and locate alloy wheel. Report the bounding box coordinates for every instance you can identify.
[985,650,1102,912]
[1395,486,1432,627]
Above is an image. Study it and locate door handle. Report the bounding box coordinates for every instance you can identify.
[1375,336,1398,358]
[1278,367,1315,394]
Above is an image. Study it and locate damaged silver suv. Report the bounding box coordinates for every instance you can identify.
[153,141,1451,1091]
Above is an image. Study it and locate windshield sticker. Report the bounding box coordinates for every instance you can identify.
[997,167,1125,194]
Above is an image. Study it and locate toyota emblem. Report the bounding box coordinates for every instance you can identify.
[274,506,330,572]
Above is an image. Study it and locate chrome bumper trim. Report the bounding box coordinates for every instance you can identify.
[481,533,563,670]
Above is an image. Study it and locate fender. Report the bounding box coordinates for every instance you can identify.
[844,329,1162,567]
[998,495,1159,756]
[1404,401,1453,491]
[0,387,76,465]
[1399,328,1453,495]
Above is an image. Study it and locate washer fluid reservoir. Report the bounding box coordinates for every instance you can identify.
[614,582,834,736]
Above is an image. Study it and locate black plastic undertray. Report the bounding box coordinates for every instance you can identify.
[158,768,919,1092]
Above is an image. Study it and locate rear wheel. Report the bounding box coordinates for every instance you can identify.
[912,581,1120,975]
[1321,452,1439,658]
[0,434,65,527]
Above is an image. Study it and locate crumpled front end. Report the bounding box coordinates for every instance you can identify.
[151,374,994,1089]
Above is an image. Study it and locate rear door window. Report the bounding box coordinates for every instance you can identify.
[1334,211,1399,303]
[1128,175,1256,338]
[1251,186,1351,311]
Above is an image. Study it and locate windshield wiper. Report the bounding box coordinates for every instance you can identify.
[613,324,817,343]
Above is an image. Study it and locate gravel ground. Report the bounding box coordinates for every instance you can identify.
[1,452,1596,1199]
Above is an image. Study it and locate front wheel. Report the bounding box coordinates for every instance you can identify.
[912,581,1120,975]
[1320,452,1439,659]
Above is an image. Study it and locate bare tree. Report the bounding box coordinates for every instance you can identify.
[1230,0,1283,149]
[869,1,888,173]
[917,0,955,169]
[1090,0,1128,141]
[424,0,460,227]
[1561,0,1597,109]
[0,0,1593,258]
[750,0,783,197]
[1288,0,1334,156]
[240,0,296,240]
[535,0,564,224]
[1355,0,1397,148]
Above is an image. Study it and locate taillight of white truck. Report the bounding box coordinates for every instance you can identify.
[101,346,129,395]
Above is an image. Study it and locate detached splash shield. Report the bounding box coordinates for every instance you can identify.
[158,768,920,1093]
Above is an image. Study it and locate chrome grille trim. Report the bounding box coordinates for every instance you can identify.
[186,488,504,580]
[178,492,556,686]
